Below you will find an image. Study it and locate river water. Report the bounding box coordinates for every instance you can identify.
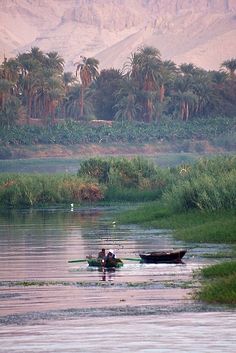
[0,206,235,352]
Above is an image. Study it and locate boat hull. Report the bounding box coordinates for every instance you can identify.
[87,258,123,268]
[139,249,187,263]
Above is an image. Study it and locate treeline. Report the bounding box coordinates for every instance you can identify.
[0,46,236,127]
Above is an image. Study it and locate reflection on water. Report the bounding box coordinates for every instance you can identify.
[0,206,235,353]
[0,206,193,282]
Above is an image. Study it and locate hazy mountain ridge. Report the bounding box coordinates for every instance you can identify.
[0,0,236,70]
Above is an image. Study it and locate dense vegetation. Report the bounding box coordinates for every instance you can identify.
[0,46,236,128]
[196,261,236,304]
[1,155,235,211]
[0,116,235,149]
[0,174,104,207]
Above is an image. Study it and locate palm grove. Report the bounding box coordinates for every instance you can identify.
[0,46,236,127]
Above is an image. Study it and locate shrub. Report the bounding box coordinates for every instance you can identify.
[78,156,171,199]
[163,156,236,212]
[78,158,110,183]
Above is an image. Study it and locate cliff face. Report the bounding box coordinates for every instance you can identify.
[0,0,236,70]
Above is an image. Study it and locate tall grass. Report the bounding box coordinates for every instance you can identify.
[163,156,236,212]
[196,261,236,304]
[0,174,104,207]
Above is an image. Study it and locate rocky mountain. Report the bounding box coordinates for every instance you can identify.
[0,0,236,71]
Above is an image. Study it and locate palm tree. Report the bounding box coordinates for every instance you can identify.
[46,51,64,75]
[17,52,42,122]
[75,56,99,118]
[0,57,19,83]
[92,68,124,120]
[159,60,178,104]
[62,72,76,93]
[65,84,93,120]
[172,76,198,120]
[179,63,197,76]
[29,47,45,64]
[34,71,64,123]
[0,79,11,109]
[221,58,236,79]
[125,46,163,122]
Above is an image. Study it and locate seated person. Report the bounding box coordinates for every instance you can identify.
[105,249,116,266]
[98,249,106,264]
[106,249,115,259]
[98,248,106,259]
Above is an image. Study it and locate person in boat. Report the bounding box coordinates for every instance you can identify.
[106,249,115,259]
[98,248,106,259]
[105,249,116,267]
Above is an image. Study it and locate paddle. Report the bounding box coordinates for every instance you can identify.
[68,257,141,263]
[68,259,88,263]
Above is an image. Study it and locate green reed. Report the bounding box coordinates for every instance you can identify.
[0,173,104,207]
[196,261,236,304]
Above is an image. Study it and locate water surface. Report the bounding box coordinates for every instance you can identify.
[0,206,235,352]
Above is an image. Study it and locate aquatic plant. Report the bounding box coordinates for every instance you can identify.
[0,173,104,207]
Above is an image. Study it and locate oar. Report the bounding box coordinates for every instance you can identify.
[68,259,88,263]
[122,257,141,262]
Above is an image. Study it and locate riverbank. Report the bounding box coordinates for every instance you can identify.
[118,204,236,305]
[0,140,225,160]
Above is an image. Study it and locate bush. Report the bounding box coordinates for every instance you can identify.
[78,156,171,198]
[78,158,110,183]
[163,156,236,212]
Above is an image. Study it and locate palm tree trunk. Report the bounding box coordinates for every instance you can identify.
[79,86,84,118]
[181,102,185,120]
[185,102,189,121]
[27,94,32,125]
[160,84,165,103]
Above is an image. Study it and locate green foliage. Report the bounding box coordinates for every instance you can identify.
[0,174,104,207]
[0,96,21,127]
[197,261,236,304]
[0,115,235,147]
[92,69,124,120]
[119,204,236,244]
[118,202,170,224]
[77,156,171,201]
[105,186,162,202]
[200,261,236,278]
[78,158,110,183]
[1,47,236,128]
[163,156,236,212]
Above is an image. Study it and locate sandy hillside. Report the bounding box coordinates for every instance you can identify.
[0,0,236,71]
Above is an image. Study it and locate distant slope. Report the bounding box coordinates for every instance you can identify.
[0,0,236,71]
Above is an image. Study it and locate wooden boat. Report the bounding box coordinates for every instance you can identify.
[139,249,187,263]
[87,258,124,268]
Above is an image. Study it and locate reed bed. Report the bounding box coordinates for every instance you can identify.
[0,174,104,207]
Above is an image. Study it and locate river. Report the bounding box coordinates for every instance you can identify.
[0,206,235,352]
